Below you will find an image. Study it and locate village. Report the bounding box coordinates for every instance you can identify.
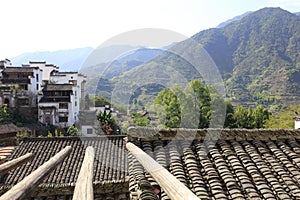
[0,59,121,139]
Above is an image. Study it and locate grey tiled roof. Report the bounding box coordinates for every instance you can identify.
[0,136,128,197]
[128,128,300,200]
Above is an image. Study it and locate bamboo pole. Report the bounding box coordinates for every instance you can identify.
[0,146,72,200]
[126,142,199,200]
[0,153,33,176]
[73,146,95,200]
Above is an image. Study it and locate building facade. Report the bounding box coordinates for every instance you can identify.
[0,59,86,129]
[0,66,42,107]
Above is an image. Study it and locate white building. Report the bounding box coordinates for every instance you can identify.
[0,66,42,107]
[26,61,59,86]
[38,71,86,129]
[38,84,77,128]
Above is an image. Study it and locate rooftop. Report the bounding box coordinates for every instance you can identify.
[127,128,300,199]
[0,136,128,198]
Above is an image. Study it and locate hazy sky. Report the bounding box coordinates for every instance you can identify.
[1,0,300,59]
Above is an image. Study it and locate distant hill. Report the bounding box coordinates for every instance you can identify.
[80,47,164,78]
[11,47,94,71]
[110,7,300,109]
[217,11,253,28]
[81,47,165,95]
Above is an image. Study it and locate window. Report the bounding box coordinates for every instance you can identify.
[59,103,68,109]
[59,117,68,122]
[75,101,77,107]
[36,74,39,82]
[87,128,93,134]
[36,84,39,91]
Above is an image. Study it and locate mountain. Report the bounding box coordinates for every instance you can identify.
[110,7,300,109]
[11,47,94,71]
[81,47,165,95]
[80,47,164,78]
[217,11,252,28]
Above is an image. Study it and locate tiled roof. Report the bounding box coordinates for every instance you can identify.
[0,136,128,197]
[0,123,20,136]
[128,128,300,200]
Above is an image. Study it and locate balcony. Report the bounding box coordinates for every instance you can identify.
[2,78,30,84]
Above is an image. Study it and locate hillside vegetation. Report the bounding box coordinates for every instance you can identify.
[106,7,300,111]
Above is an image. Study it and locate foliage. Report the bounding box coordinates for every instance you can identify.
[233,105,271,128]
[93,96,112,107]
[265,104,300,128]
[154,87,181,128]
[97,110,119,135]
[93,8,300,109]
[67,125,79,136]
[0,105,12,123]
[153,79,271,129]
[131,112,150,127]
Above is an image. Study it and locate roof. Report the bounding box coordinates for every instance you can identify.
[43,84,73,91]
[0,123,20,136]
[127,128,300,200]
[0,136,128,197]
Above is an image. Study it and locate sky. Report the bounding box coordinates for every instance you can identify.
[1,0,300,59]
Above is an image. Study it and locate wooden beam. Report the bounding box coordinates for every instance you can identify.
[73,146,95,200]
[126,142,200,200]
[0,146,72,200]
[0,153,33,176]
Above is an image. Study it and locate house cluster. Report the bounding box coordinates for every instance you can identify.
[0,59,87,133]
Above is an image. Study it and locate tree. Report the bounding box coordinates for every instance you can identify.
[185,80,211,128]
[233,105,270,129]
[67,125,79,136]
[153,88,181,128]
[233,106,253,128]
[97,110,119,135]
[224,101,236,128]
[131,112,150,126]
[265,104,299,128]
[0,105,12,123]
[252,105,270,128]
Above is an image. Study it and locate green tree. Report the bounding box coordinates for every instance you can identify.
[233,106,253,128]
[67,125,79,136]
[0,105,12,123]
[186,80,211,128]
[154,88,181,128]
[265,104,299,128]
[224,101,236,128]
[252,105,270,128]
[97,110,119,135]
[131,112,150,126]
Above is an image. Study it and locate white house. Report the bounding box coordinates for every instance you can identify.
[38,84,77,128]
[0,66,42,107]
[26,61,59,86]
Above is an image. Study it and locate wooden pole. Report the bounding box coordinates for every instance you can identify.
[0,153,33,176]
[73,146,95,200]
[126,142,199,200]
[0,146,72,200]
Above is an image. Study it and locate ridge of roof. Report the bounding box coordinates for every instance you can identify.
[127,127,300,141]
